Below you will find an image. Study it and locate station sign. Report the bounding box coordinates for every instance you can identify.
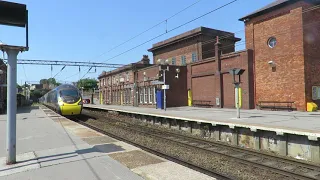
[0,1,27,27]
[151,80,164,85]
[162,85,169,90]
[124,84,134,89]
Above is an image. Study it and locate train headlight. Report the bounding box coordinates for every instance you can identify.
[58,101,64,106]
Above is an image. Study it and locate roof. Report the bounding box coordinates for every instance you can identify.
[98,55,151,78]
[148,26,240,52]
[239,0,320,21]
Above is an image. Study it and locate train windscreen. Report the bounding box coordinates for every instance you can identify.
[60,89,79,97]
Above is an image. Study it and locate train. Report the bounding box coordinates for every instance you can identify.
[39,84,83,116]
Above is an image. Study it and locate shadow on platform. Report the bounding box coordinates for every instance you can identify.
[0,143,124,173]
[16,106,39,114]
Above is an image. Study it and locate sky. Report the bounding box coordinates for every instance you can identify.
[0,0,273,85]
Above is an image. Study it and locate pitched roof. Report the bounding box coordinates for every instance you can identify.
[239,0,320,21]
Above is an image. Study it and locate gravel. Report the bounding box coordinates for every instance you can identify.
[80,109,296,180]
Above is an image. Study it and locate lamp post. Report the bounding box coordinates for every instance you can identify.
[229,68,245,119]
[157,59,170,111]
[0,1,29,164]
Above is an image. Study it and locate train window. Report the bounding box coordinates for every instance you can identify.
[60,90,78,97]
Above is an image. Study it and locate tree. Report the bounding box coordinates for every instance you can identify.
[48,78,57,85]
[30,89,50,102]
[76,78,98,90]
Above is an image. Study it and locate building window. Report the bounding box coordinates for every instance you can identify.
[128,89,131,104]
[118,91,121,104]
[140,88,143,104]
[181,56,186,65]
[172,57,176,65]
[268,37,277,48]
[192,52,197,62]
[144,87,148,103]
[149,87,153,104]
[126,72,129,82]
[103,79,105,86]
[124,90,126,104]
[113,91,116,104]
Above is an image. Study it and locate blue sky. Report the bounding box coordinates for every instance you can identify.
[0,0,273,85]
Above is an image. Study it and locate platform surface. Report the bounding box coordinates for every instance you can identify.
[0,106,215,180]
[84,104,320,138]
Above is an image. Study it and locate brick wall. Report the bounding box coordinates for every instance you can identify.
[188,50,254,109]
[153,36,238,65]
[166,66,188,107]
[136,65,188,108]
[244,1,312,111]
[153,37,200,65]
[303,4,320,107]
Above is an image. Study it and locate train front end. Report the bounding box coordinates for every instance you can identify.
[58,88,83,116]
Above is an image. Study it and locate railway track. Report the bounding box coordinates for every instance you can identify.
[78,108,320,180]
[72,116,232,180]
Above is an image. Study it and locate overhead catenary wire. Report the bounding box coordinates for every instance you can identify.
[201,3,320,46]
[72,1,320,82]
[101,0,239,64]
[75,0,204,83]
[22,64,28,83]
[76,0,239,81]
[89,0,203,62]
[202,15,320,56]
[52,65,66,79]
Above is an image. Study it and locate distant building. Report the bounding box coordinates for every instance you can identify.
[30,84,43,91]
[98,55,188,108]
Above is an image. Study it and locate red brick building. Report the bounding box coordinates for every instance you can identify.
[187,49,254,109]
[240,0,320,111]
[98,55,151,106]
[148,27,241,65]
[99,0,320,111]
[98,55,187,108]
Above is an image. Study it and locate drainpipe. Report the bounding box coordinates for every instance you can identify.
[215,36,223,108]
[133,65,138,107]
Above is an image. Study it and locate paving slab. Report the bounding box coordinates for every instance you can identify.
[0,152,40,177]
[108,150,164,169]
[84,104,320,137]
[82,136,118,145]
[0,155,143,180]
[0,107,85,157]
[132,161,216,180]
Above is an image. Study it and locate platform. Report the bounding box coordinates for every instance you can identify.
[0,106,215,180]
[84,104,320,138]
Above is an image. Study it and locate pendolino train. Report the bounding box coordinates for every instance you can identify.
[39,84,83,116]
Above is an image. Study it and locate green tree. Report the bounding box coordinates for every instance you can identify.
[48,78,57,85]
[76,78,98,90]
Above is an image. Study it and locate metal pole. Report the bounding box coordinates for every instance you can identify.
[163,69,166,111]
[6,49,19,164]
[235,84,240,119]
